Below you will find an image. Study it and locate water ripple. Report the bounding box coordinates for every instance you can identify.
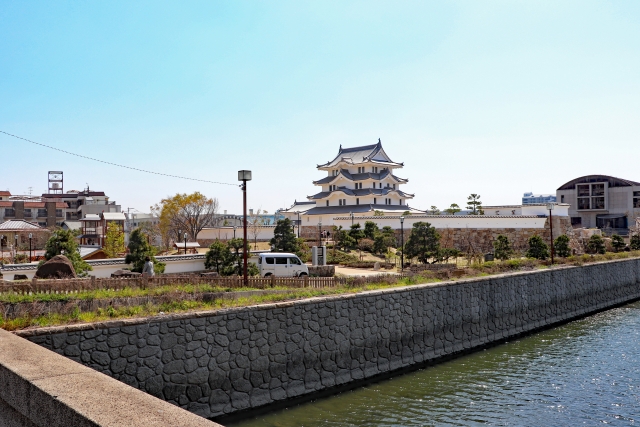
[231,302,640,427]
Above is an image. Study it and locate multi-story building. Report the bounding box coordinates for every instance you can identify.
[0,191,68,228]
[556,174,640,235]
[282,140,422,230]
[522,192,556,205]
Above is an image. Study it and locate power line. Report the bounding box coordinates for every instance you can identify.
[0,130,239,187]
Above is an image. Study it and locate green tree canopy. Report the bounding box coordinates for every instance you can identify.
[526,235,549,260]
[103,222,125,258]
[611,234,625,252]
[333,226,355,251]
[404,222,441,264]
[42,228,92,275]
[204,239,258,276]
[125,228,165,274]
[630,234,640,251]
[587,234,606,254]
[466,194,483,215]
[363,221,379,240]
[493,235,514,261]
[554,234,571,258]
[444,203,461,215]
[270,219,300,253]
[349,223,365,245]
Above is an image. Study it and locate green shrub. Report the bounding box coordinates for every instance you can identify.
[611,234,625,252]
[587,234,606,254]
[526,235,549,260]
[630,235,640,251]
[554,235,571,258]
[493,235,514,261]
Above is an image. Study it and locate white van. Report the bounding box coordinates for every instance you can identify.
[256,253,308,277]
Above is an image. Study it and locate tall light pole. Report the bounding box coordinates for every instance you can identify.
[14,234,18,263]
[400,216,405,274]
[238,170,252,286]
[183,232,187,255]
[0,235,4,264]
[547,203,555,264]
[350,211,354,226]
[233,225,237,239]
[297,212,301,238]
[318,222,322,247]
[29,233,32,262]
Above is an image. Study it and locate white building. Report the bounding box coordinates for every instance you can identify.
[282,140,423,228]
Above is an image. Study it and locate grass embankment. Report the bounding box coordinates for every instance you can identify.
[0,275,440,331]
[3,251,639,331]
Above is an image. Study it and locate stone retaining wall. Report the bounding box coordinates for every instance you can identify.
[18,258,640,420]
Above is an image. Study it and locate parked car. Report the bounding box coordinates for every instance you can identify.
[255,253,308,277]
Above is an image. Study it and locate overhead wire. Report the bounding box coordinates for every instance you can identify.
[0,130,239,187]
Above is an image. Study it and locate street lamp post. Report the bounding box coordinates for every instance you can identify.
[350,211,354,226]
[297,212,301,238]
[29,233,32,262]
[400,216,405,274]
[14,234,18,263]
[183,232,187,255]
[547,203,555,264]
[238,170,252,286]
[318,222,322,247]
[233,225,237,239]
[0,235,4,264]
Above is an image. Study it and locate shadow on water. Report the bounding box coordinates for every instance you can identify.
[224,300,640,427]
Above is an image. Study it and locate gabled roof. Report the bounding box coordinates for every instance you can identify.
[0,191,10,197]
[557,175,640,190]
[0,220,45,231]
[281,200,316,214]
[317,139,403,169]
[308,188,415,199]
[303,204,424,216]
[313,169,408,185]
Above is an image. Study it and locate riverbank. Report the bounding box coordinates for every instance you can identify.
[15,257,640,421]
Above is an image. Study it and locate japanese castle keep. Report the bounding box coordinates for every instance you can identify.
[282,139,423,228]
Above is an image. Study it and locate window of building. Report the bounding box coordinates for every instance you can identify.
[577,185,590,197]
[56,209,63,217]
[578,197,590,210]
[592,184,605,196]
[23,209,32,218]
[5,208,15,217]
[37,209,47,217]
[393,184,396,189]
[400,199,403,205]
[326,201,329,206]
[379,183,382,188]
[373,167,378,173]
[374,198,377,204]
[592,197,605,210]
[561,195,565,203]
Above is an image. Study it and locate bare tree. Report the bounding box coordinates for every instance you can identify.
[248,209,268,249]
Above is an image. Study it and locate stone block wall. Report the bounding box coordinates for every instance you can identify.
[20,258,640,420]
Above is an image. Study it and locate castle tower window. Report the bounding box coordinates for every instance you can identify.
[374,198,377,204]
[356,198,359,205]
[326,201,329,206]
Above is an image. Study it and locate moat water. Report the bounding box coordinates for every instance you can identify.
[231,300,640,426]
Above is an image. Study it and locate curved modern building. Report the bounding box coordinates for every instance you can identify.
[556,175,640,234]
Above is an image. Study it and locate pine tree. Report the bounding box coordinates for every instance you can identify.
[270,219,300,253]
[493,235,514,261]
[42,229,92,275]
[125,228,164,273]
[444,203,461,215]
[466,194,483,215]
[587,234,606,254]
[349,223,365,245]
[526,235,549,260]
[363,221,379,240]
[630,234,640,251]
[611,234,625,252]
[554,234,571,257]
[404,222,441,264]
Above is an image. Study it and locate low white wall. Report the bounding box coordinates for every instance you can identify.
[0,255,206,281]
[198,226,275,242]
[332,215,548,230]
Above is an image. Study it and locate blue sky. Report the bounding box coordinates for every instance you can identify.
[2,1,640,214]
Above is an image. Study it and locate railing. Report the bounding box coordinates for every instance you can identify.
[0,274,339,295]
[0,273,406,296]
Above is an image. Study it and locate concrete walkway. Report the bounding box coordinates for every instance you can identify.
[334,265,399,277]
